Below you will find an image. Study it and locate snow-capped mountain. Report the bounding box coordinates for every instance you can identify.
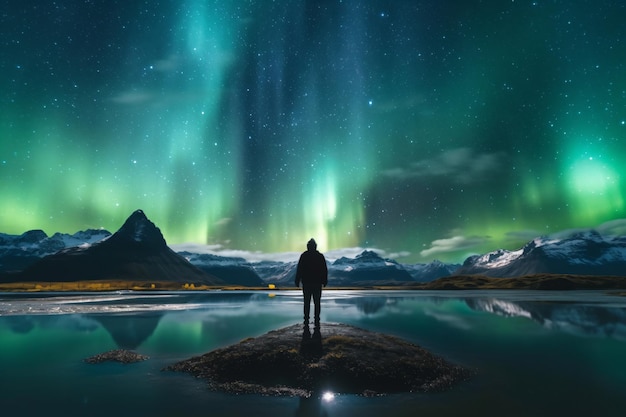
[455,230,626,277]
[51,229,113,249]
[329,250,413,285]
[244,251,415,286]
[404,260,461,282]
[183,251,455,286]
[179,252,265,286]
[9,210,222,284]
[0,228,110,272]
[247,260,297,285]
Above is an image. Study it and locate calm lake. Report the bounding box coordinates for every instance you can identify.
[1,290,625,416]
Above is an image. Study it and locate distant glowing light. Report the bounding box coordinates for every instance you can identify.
[322,391,335,402]
[564,153,624,221]
[569,158,616,194]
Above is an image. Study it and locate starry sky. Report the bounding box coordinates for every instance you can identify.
[2,0,626,263]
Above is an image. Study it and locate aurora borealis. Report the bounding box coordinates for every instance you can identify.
[1,0,626,263]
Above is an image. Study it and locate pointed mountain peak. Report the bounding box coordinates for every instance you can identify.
[356,250,382,259]
[112,209,167,247]
[129,209,148,220]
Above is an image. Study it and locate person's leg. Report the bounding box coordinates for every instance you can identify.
[312,287,322,327]
[303,289,312,325]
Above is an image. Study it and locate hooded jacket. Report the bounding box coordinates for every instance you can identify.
[295,249,328,288]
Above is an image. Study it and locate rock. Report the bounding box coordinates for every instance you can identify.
[84,349,149,364]
[166,323,469,397]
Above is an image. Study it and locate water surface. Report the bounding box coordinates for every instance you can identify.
[1,290,625,416]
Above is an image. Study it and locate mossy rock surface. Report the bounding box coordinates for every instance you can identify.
[166,323,469,396]
[85,349,149,364]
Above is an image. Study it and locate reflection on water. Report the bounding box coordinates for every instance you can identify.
[92,314,163,349]
[300,327,323,359]
[0,290,625,417]
[334,296,390,315]
[296,395,330,417]
[465,297,626,340]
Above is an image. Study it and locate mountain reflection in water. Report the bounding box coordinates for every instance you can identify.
[92,314,163,349]
[0,290,625,417]
[465,297,626,340]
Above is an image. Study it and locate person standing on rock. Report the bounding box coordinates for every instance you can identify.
[295,238,328,329]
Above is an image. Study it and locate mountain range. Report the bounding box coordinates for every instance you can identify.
[2,210,626,286]
[455,231,626,277]
[1,210,222,285]
[244,250,456,286]
[0,211,458,285]
[0,228,111,272]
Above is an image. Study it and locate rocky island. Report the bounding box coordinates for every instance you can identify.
[85,349,149,364]
[166,323,470,397]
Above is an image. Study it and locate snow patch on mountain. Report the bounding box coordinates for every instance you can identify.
[51,230,112,249]
[0,229,112,272]
[0,229,111,257]
[403,260,461,282]
[457,230,626,277]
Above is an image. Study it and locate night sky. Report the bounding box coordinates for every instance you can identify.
[2,0,626,263]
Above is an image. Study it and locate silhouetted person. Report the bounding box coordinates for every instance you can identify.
[295,238,328,329]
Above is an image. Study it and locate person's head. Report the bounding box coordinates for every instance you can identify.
[307,238,317,251]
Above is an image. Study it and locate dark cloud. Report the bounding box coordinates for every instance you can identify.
[383,148,505,185]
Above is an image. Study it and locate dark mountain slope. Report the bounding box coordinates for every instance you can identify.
[14,210,222,284]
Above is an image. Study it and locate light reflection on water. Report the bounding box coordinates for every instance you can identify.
[1,290,625,416]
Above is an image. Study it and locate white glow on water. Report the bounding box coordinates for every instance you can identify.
[322,391,335,402]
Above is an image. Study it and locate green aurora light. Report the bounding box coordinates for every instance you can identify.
[1,0,625,262]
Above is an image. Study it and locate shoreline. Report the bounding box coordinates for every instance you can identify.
[2,273,626,293]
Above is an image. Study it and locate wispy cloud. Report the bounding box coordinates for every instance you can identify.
[109,90,155,105]
[383,147,505,184]
[420,235,491,258]
[169,243,405,263]
[548,218,626,239]
[170,242,292,262]
[150,54,181,73]
[597,218,626,236]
